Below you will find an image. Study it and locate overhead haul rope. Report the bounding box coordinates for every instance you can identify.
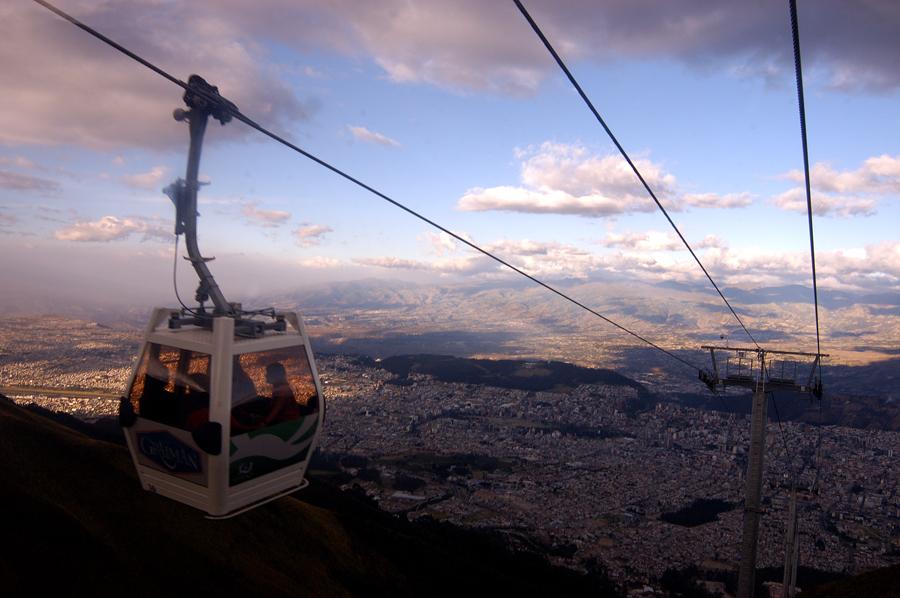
[788,0,826,501]
[32,0,703,374]
[789,0,824,382]
[512,0,760,350]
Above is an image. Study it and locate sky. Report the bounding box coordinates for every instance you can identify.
[0,0,898,316]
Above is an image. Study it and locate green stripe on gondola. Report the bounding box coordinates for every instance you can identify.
[245,416,307,442]
[290,422,318,446]
[229,446,311,486]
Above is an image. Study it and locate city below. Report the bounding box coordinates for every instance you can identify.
[1,314,897,595]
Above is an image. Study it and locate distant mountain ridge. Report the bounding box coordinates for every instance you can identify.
[266,278,899,355]
[262,278,899,399]
[273,277,900,315]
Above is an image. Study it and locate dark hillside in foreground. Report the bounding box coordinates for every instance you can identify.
[0,394,618,598]
[803,563,900,598]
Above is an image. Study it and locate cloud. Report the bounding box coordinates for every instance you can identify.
[592,241,900,291]
[0,156,36,169]
[198,195,242,207]
[459,143,749,218]
[6,0,896,159]
[299,256,343,269]
[772,154,900,217]
[459,142,673,217]
[360,238,607,280]
[420,231,464,256]
[2,1,311,149]
[204,0,548,95]
[682,192,753,209]
[8,2,894,158]
[393,228,891,291]
[642,241,899,290]
[216,0,900,94]
[601,230,726,254]
[0,212,16,227]
[486,238,581,257]
[295,223,333,247]
[697,235,726,249]
[772,188,877,218]
[54,215,171,242]
[486,239,600,279]
[710,243,900,290]
[242,203,291,228]
[348,125,400,147]
[0,170,59,192]
[784,155,900,194]
[517,0,900,93]
[122,166,167,190]
[355,255,491,276]
[333,1,547,95]
[816,242,900,288]
[601,231,680,252]
[365,231,882,287]
[356,256,430,270]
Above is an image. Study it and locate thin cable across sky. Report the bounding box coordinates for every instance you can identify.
[789,0,825,378]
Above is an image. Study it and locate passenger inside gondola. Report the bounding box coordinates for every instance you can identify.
[230,348,319,435]
[129,343,211,430]
[136,344,175,424]
[230,359,264,434]
[184,372,211,430]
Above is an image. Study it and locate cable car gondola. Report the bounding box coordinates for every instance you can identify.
[118,76,323,518]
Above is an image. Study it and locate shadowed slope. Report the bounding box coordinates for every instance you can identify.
[804,563,900,598]
[0,394,618,597]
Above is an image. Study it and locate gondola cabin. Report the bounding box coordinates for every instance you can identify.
[120,308,323,518]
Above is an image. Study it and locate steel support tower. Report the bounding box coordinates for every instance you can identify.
[782,488,800,598]
[700,345,825,598]
[737,358,767,598]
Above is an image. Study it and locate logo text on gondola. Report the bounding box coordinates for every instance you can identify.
[138,431,202,473]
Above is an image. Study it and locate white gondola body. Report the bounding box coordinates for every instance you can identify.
[121,308,324,518]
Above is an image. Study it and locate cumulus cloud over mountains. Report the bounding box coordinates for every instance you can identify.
[362,229,899,292]
[54,215,170,242]
[458,143,749,217]
[773,155,900,217]
[459,143,898,221]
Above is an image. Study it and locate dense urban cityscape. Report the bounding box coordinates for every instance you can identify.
[0,315,897,594]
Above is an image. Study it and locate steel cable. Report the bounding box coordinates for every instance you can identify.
[789,0,825,382]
